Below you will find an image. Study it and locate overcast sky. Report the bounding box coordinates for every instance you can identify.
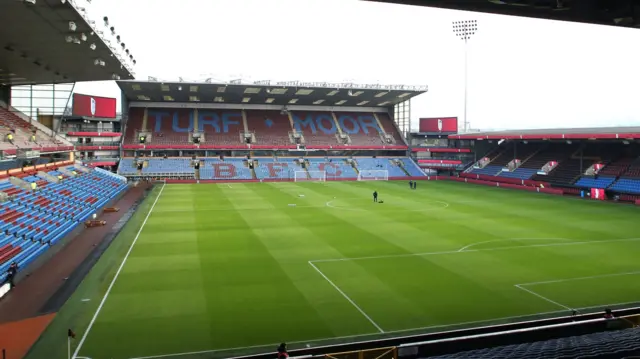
[67,0,640,132]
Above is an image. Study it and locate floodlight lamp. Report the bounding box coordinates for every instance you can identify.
[133,60,137,65]
[125,49,129,55]
[61,0,66,3]
[89,43,96,50]
[24,0,36,4]
[65,36,73,43]
[110,26,115,35]
[69,21,77,31]
[121,43,125,49]
[103,16,108,25]
[116,35,121,43]
[81,33,87,41]
[73,37,81,44]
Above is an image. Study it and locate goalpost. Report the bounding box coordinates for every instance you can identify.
[294,170,326,182]
[358,170,389,181]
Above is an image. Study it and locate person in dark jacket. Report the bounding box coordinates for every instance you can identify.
[6,262,18,287]
[277,343,288,359]
[373,191,378,203]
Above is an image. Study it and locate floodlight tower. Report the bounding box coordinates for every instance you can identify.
[452,20,478,133]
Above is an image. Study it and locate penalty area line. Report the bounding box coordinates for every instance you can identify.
[308,261,385,333]
[72,183,167,359]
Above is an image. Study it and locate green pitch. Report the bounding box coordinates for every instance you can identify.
[29,181,640,359]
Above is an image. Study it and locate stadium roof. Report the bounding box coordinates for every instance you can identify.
[117,80,427,107]
[450,127,640,140]
[0,0,134,86]
[367,0,640,28]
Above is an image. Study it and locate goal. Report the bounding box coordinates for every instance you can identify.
[358,170,388,181]
[294,170,326,182]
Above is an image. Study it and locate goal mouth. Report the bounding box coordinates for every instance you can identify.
[295,170,326,182]
[358,170,389,181]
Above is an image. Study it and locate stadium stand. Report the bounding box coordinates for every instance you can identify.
[0,167,127,282]
[333,112,384,146]
[198,110,244,146]
[290,111,340,146]
[574,176,616,189]
[306,158,358,179]
[200,158,253,180]
[598,157,635,177]
[254,158,298,180]
[609,178,640,194]
[377,112,405,145]
[246,110,293,146]
[620,157,640,178]
[428,327,640,359]
[0,106,70,152]
[119,157,425,180]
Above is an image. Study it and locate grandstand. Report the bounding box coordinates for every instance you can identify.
[114,80,427,182]
[444,128,640,203]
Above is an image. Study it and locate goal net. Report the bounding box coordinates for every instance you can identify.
[294,170,326,182]
[358,170,389,181]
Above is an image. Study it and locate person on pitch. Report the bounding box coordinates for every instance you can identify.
[409,180,413,189]
[373,190,378,203]
[413,181,417,189]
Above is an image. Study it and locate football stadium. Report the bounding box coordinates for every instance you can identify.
[1,1,640,359]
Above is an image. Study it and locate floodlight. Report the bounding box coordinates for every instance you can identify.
[452,19,478,133]
[89,43,96,50]
[110,26,115,35]
[65,36,73,43]
[133,60,137,65]
[125,49,129,55]
[73,37,81,44]
[103,16,108,26]
[23,0,36,4]
[111,74,120,80]
[121,43,125,49]
[69,22,77,31]
[116,35,121,43]
[81,33,87,41]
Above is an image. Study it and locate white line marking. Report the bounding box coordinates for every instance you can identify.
[518,271,640,286]
[457,237,572,252]
[310,237,640,263]
[73,183,166,359]
[308,261,384,333]
[515,284,573,311]
[227,184,233,188]
[124,300,640,359]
